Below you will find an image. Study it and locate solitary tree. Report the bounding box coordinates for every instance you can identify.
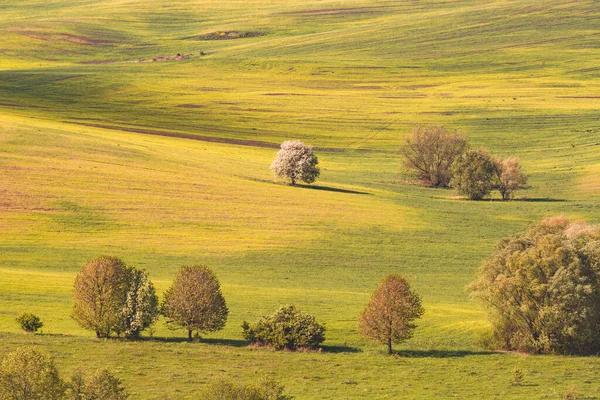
[451,148,498,200]
[0,347,65,400]
[359,275,424,354]
[120,268,159,340]
[72,256,130,338]
[494,156,527,200]
[270,141,320,185]
[161,265,229,341]
[400,126,468,187]
[468,216,600,354]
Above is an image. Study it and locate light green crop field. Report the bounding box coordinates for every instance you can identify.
[1,0,600,398]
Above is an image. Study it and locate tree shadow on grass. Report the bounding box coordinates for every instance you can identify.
[296,184,370,195]
[321,345,362,353]
[394,349,497,358]
[482,197,568,203]
[141,337,248,347]
[200,338,248,348]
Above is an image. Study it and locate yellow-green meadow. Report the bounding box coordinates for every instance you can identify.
[1,0,600,398]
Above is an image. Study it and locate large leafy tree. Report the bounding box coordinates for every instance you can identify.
[270,141,320,186]
[72,256,130,338]
[359,275,424,354]
[469,216,600,354]
[72,256,158,339]
[400,125,468,187]
[161,265,229,341]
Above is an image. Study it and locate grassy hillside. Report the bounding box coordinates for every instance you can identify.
[1,0,600,398]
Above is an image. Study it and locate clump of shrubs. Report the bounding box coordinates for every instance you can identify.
[469,216,600,354]
[401,125,527,200]
[201,375,292,400]
[16,313,43,333]
[70,368,129,399]
[0,346,128,399]
[242,305,325,350]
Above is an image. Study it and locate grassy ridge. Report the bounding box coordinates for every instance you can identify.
[1,0,600,398]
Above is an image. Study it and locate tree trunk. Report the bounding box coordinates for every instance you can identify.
[387,337,393,355]
[96,330,101,338]
[188,329,193,342]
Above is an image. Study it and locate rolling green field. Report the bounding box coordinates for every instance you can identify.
[1,0,600,398]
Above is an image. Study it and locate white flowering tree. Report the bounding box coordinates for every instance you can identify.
[120,268,159,339]
[270,140,320,185]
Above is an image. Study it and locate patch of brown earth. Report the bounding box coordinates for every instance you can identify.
[134,53,192,63]
[176,104,204,108]
[66,121,279,149]
[191,31,263,40]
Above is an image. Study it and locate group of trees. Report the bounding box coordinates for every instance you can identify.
[0,347,127,400]
[269,127,527,201]
[401,126,527,200]
[470,216,600,355]
[72,257,228,341]
[72,256,424,355]
[72,256,160,339]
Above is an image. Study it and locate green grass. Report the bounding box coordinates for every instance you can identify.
[1,0,600,398]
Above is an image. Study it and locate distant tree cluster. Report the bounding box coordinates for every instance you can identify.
[0,347,127,400]
[469,217,600,354]
[401,126,527,199]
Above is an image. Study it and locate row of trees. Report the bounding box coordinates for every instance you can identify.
[0,347,127,400]
[401,126,527,200]
[72,256,425,354]
[72,257,228,341]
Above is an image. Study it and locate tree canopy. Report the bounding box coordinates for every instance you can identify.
[270,141,320,185]
[400,126,468,187]
[469,216,600,354]
[359,275,424,354]
[161,265,229,341]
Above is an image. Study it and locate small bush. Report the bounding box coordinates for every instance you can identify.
[200,375,292,400]
[242,305,325,350]
[510,367,524,386]
[16,313,43,333]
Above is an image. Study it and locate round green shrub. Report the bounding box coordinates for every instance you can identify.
[242,305,325,350]
[16,313,43,333]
